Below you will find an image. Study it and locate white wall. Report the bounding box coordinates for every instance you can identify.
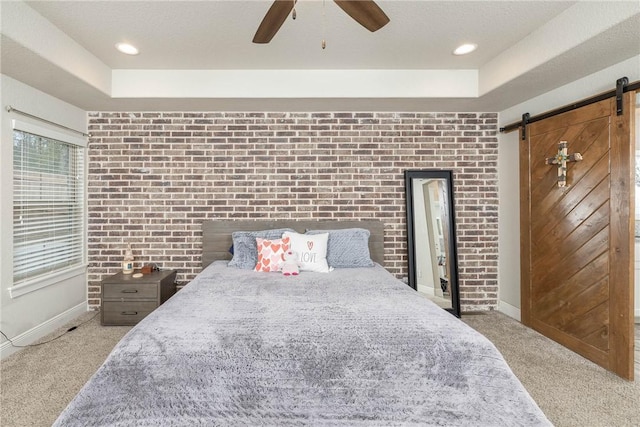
[413,179,439,295]
[497,55,640,321]
[0,75,88,359]
[413,180,430,291]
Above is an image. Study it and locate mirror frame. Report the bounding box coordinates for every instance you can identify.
[405,170,461,317]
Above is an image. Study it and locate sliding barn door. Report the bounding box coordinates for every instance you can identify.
[520,94,635,379]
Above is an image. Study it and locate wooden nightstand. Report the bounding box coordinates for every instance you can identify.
[101,269,177,326]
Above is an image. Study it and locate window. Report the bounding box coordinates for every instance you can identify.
[12,121,85,287]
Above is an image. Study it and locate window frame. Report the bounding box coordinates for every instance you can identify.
[9,119,87,298]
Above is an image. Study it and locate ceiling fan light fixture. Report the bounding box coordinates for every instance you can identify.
[453,43,477,56]
[115,42,139,55]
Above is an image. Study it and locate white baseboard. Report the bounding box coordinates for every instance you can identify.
[417,284,435,296]
[498,300,521,322]
[1,302,88,360]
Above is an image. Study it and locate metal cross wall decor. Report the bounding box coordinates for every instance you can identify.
[545,140,583,188]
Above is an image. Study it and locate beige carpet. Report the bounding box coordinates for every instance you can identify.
[0,312,132,427]
[463,312,640,427]
[1,310,638,427]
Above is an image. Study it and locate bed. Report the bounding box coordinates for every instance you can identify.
[54,220,550,426]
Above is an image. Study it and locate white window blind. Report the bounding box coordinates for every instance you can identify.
[12,127,85,285]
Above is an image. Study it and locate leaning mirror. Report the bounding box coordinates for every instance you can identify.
[405,170,461,317]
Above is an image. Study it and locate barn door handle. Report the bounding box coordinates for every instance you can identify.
[121,311,138,316]
[121,290,138,293]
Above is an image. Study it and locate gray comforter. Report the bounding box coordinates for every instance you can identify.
[54,262,551,426]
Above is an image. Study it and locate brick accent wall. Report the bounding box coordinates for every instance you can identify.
[87,112,498,312]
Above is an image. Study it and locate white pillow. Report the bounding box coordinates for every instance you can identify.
[282,231,331,273]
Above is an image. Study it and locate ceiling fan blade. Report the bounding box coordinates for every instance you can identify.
[253,0,296,44]
[333,0,390,32]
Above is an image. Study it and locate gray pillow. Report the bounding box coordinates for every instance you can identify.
[228,228,295,270]
[305,228,374,268]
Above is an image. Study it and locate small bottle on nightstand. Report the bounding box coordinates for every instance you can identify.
[122,244,134,274]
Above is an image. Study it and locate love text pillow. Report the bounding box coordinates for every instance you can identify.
[283,232,330,273]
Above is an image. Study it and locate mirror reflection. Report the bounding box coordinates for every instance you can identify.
[405,170,461,317]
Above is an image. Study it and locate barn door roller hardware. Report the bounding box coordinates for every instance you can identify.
[520,113,530,141]
[616,77,628,116]
[500,77,639,136]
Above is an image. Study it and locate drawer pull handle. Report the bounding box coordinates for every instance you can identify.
[121,290,138,293]
[121,311,138,316]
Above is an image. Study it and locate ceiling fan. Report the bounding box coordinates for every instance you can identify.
[253,0,390,44]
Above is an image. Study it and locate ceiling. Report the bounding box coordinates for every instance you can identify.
[1,0,639,112]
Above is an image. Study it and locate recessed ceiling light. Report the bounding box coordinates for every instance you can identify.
[453,43,477,56]
[115,42,139,55]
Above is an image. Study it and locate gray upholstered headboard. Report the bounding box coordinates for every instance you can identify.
[202,220,385,269]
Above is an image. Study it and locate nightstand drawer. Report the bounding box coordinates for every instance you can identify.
[102,301,157,325]
[100,269,177,326]
[103,283,158,300]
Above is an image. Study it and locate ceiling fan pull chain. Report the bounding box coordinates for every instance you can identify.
[292,0,297,20]
[321,0,326,49]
